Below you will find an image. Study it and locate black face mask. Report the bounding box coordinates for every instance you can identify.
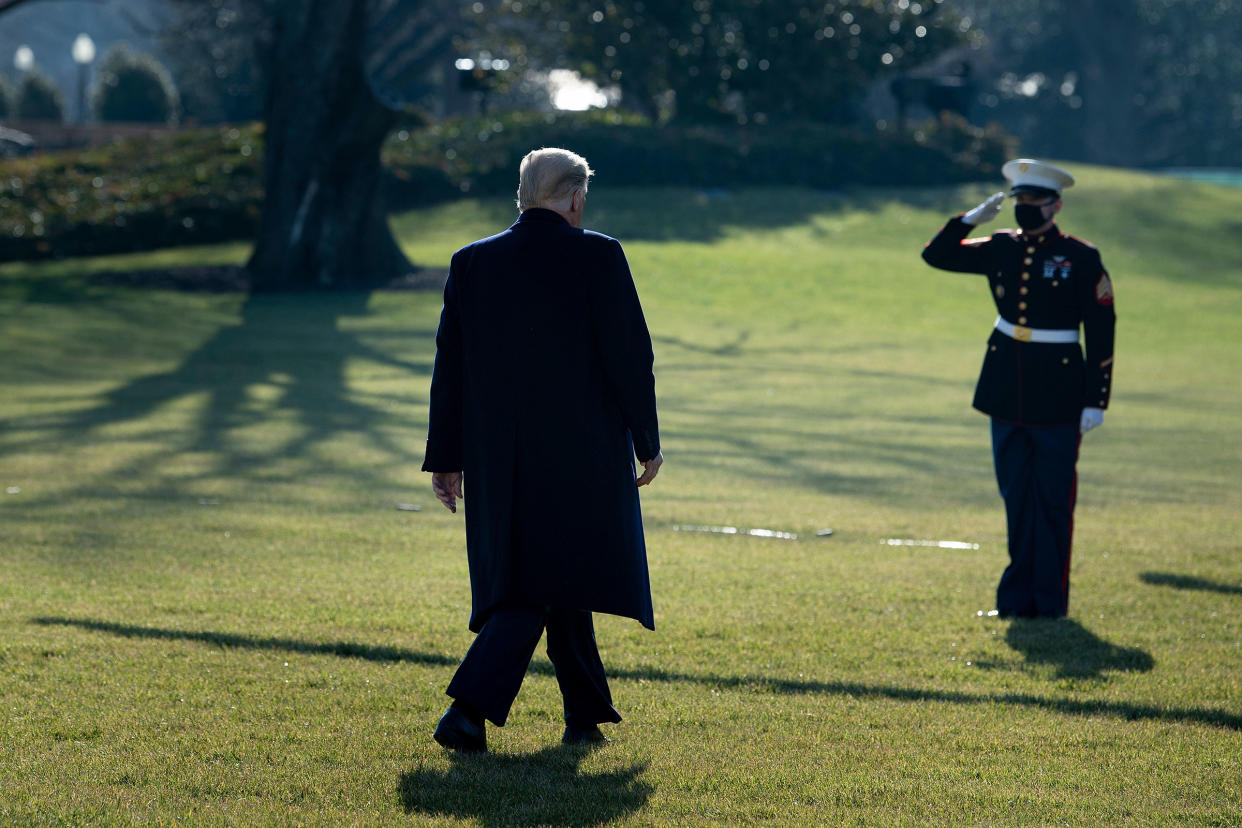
[1014,202,1050,231]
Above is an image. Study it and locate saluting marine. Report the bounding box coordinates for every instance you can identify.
[921,159,1116,618]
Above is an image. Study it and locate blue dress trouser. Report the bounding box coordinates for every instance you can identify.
[991,420,1082,617]
[446,604,623,728]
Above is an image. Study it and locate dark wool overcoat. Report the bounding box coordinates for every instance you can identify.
[422,208,660,632]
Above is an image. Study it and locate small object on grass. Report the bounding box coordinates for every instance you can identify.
[396,503,422,512]
[198,498,219,506]
[5,487,19,495]
[816,529,834,537]
[672,524,797,540]
[976,609,1001,617]
[883,538,980,550]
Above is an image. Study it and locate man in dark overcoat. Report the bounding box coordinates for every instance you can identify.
[921,159,1116,618]
[422,147,663,752]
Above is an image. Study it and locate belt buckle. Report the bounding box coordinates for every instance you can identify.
[1013,324,1033,342]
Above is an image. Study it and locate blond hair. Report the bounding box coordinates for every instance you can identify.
[516,147,594,211]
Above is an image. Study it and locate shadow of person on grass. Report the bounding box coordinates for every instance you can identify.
[1005,618,1154,679]
[1139,572,1242,597]
[35,615,1240,731]
[399,746,651,827]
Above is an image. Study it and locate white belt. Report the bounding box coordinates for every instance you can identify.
[994,316,1079,344]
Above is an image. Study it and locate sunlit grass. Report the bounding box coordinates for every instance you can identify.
[2,169,1240,826]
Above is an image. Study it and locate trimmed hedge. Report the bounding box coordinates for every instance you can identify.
[0,126,263,261]
[382,110,1014,207]
[1,111,1013,261]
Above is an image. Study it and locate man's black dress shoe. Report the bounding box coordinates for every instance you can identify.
[434,706,487,753]
[562,724,610,745]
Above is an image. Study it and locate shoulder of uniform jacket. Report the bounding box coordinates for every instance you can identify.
[1061,232,1099,251]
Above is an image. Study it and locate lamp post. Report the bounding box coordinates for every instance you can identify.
[14,45,34,73]
[71,33,95,123]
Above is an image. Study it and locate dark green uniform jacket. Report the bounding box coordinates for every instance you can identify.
[922,217,1116,426]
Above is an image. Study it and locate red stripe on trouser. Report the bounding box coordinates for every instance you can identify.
[1062,434,1083,602]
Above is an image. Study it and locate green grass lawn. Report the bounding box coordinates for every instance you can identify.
[2,167,1240,826]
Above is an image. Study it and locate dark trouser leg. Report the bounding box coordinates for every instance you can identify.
[1028,425,1081,617]
[545,608,622,728]
[445,605,546,727]
[992,420,1081,618]
[993,420,1037,616]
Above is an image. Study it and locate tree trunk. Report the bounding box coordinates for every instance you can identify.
[247,0,413,290]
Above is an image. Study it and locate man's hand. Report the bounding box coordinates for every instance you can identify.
[431,471,464,513]
[963,192,1005,226]
[1080,407,1105,435]
[636,451,663,487]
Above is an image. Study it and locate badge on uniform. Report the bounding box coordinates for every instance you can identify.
[1096,272,1115,305]
[1043,256,1073,280]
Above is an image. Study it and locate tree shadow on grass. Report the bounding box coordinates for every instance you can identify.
[399,747,651,828]
[54,291,426,460]
[1004,618,1155,679]
[33,616,1240,732]
[1140,572,1242,597]
[4,288,433,510]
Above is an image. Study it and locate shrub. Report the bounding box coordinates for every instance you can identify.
[381,109,1015,207]
[0,112,1014,262]
[16,72,66,122]
[93,44,180,125]
[0,125,262,261]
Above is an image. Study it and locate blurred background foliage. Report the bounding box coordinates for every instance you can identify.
[0,74,12,119]
[2,0,1239,164]
[952,0,1242,168]
[156,0,268,125]
[0,109,1010,261]
[7,0,1237,166]
[1,0,1240,266]
[474,0,965,124]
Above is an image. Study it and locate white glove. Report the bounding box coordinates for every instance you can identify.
[962,192,1005,226]
[1080,407,1105,434]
